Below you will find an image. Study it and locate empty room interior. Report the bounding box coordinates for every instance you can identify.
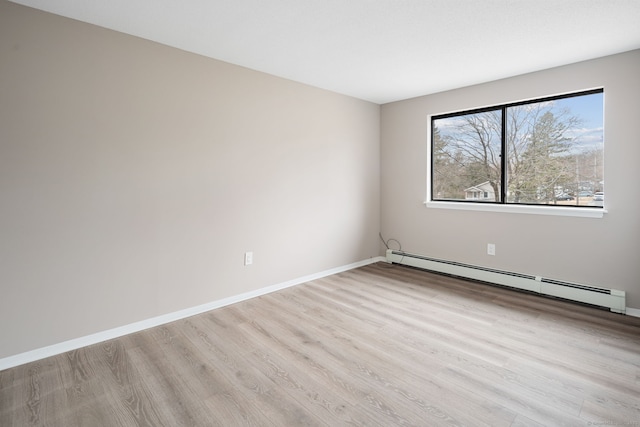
[1,1,640,425]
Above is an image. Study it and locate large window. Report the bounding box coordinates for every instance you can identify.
[431,89,604,209]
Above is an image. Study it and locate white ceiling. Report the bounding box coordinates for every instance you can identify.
[10,0,640,104]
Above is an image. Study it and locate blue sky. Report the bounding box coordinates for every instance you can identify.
[552,92,603,150]
[558,92,603,128]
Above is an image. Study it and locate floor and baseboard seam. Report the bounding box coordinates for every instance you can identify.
[0,256,386,371]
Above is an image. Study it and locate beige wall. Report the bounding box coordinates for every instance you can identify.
[0,1,381,359]
[381,50,640,308]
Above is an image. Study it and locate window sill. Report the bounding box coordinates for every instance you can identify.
[425,201,606,218]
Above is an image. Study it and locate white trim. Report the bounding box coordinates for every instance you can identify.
[625,307,640,318]
[0,256,385,371]
[425,200,606,218]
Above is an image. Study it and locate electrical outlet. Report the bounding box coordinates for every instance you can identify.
[244,251,253,265]
[487,243,496,256]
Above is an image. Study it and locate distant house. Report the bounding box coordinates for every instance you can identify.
[464,181,496,201]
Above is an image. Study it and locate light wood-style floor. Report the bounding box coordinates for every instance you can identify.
[2,262,640,426]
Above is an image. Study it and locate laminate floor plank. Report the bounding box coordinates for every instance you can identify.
[436,364,581,427]
[238,318,365,409]
[579,395,640,426]
[297,282,511,376]
[2,262,640,426]
[510,414,548,427]
[53,350,115,427]
[455,311,638,388]
[229,306,393,425]
[247,345,383,426]
[236,295,452,426]
[259,285,517,426]
[8,357,77,427]
[194,307,350,426]
[90,340,167,427]
[125,346,228,427]
[270,276,579,424]
[136,321,284,426]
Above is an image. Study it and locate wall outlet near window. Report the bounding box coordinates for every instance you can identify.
[244,251,253,265]
[487,244,496,256]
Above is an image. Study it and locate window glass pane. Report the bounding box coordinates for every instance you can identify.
[432,110,502,202]
[505,92,603,206]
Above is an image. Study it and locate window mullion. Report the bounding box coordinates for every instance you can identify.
[500,108,507,204]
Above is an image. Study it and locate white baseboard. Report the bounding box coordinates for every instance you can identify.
[0,256,385,371]
[625,307,640,318]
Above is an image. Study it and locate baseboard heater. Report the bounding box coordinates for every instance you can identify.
[386,249,626,314]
